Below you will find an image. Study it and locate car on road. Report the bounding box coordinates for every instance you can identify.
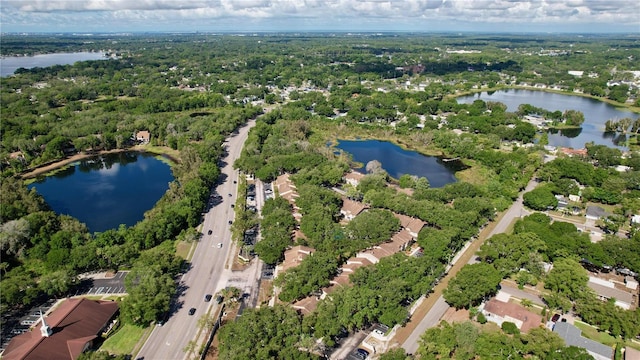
[231,204,234,208]
[228,220,233,225]
[188,308,196,316]
[217,243,223,248]
[233,180,237,184]
[207,229,212,235]
[204,294,212,302]
[228,193,232,197]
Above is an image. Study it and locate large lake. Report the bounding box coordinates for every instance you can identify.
[457,89,640,149]
[336,140,462,188]
[28,152,174,233]
[1,52,108,77]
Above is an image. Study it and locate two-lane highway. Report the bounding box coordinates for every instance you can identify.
[136,119,256,360]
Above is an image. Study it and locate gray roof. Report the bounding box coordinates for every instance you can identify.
[587,281,634,305]
[553,322,613,359]
[586,206,607,219]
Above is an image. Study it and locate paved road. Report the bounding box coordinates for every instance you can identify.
[400,178,538,354]
[136,119,256,360]
[401,297,449,355]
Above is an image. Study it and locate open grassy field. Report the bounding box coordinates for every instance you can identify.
[101,323,147,355]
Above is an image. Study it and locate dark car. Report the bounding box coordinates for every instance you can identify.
[233,180,237,184]
[354,348,369,359]
[204,294,212,302]
[215,295,223,304]
[551,313,561,322]
[228,220,233,225]
[188,308,196,316]
[207,229,213,235]
[228,193,232,197]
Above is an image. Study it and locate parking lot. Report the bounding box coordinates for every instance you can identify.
[1,298,57,353]
[84,271,128,295]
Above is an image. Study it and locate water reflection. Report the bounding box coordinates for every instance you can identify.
[28,152,173,232]
[336,139,461,188]
[458,89,639,149]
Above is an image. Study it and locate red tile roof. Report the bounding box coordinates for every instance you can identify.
[2,298,119,360]
[483,299,542,333]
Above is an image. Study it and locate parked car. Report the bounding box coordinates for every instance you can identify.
[188,308,196,316]
[228,220,233,225]
[354,348,369,359]
[207,229,213,235]
[217,243,223,248]
[216,295,223,304]
[204,294,212,302]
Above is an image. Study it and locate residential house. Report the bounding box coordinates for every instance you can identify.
[588,276,636,310]
[135,130,150,144]
[393,214,426,239]
[280,245,315,273]
[560,147,588,157]
[553,322,613,360]
[568,194,581,203]
[625,276,638,291]
[625,346,640,360]
[344,171,365,187]
[2,298,119,360]
[586,206,607,222]
[340,198,368,221]
[274,173,302,221]
[481,298,543,333]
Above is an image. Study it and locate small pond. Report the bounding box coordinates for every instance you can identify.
[28,152,174,233]
[457,89,639,149]
[336,140,463,188]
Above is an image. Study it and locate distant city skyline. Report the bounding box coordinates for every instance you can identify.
[1,0,639,34]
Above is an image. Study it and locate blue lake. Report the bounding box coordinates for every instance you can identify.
[1,52,108,77]
[336,140,462,188]
[457,89,640,149]
[28,152,173,233]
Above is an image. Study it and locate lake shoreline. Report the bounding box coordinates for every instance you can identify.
[450,86,640,114]
[20,145,179,179]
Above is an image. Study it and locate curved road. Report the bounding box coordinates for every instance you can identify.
[136,119,256,360]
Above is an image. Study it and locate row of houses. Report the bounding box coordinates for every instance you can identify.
[270,172,428,315]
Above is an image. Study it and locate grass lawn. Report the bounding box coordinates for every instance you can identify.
[101,323,147,355]
[176,240,192,260]
[574,321,617,347]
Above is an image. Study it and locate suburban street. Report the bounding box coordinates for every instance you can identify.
[136,119,256,360]
[398,178,538,354]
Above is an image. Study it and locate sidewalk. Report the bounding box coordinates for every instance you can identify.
[391,179,538,353]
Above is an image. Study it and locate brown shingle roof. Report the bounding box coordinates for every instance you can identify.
[341,198,368,220]
[483,299,542,333]
[292,296,319,315]
[281,245,315,272]
[2,298,119,360]
[393,213,425,236]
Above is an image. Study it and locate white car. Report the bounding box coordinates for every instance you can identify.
[217,243,223,248]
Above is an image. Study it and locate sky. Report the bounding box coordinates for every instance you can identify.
[1,0,639,34]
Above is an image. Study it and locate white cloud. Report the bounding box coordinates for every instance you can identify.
[1,0,638,32]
